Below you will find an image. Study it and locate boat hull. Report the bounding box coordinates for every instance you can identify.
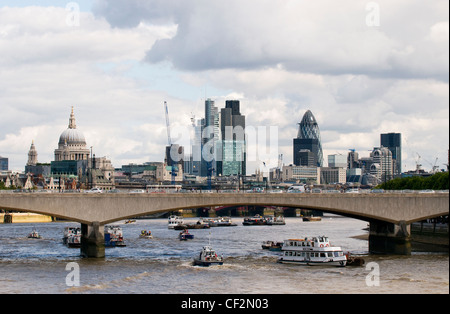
[193,259,224,267]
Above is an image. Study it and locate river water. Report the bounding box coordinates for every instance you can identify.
[0,216,448,294]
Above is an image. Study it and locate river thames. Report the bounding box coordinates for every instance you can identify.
[0,216,448,294]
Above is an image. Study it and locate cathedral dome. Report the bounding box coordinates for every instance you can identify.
[58,107,86,146]
[58,128,86,146]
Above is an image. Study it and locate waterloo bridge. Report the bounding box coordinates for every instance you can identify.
[0,192,448,257]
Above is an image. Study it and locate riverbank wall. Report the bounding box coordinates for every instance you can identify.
[0,213,54,224]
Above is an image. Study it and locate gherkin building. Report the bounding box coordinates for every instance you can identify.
[293,110,324,167]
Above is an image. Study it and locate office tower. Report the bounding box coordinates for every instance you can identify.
[381,133,402,175]
[328,154,347,168]
[293,110,323,167]
[219,100,246,176]
[347,149,359,169]
[202,99,220,176]
[370,147,393,182]
[0,156,8,171]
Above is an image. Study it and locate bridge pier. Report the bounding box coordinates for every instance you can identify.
[369,220,411,255]
[81,222,105,258]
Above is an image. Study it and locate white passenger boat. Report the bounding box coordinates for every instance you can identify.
[168,215,184,229]
[278,236,347,267]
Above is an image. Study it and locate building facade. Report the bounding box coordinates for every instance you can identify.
[282,165,320,184]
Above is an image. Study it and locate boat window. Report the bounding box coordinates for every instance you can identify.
[320,253,326,257]
[334,252,339,257]
[327,253,333,257]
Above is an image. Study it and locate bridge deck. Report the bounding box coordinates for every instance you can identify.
[0,192,448,225]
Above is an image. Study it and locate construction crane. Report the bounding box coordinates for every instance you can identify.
[164,101,172,146]
[190,112,196,127]
[414,153,423,173]
[164,101,177,185]
[424,157,439,174]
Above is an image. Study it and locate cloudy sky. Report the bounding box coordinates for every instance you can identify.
[0,0,448,174]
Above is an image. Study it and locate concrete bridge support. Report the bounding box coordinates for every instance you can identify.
[369,220,411,255]
[81,222,105,258]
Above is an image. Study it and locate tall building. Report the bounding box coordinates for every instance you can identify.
[0,156,8,171]
[370,147,393,182]
[202,98,220,176]
[328,154,347,168]
[347,149,360,169]
[380,133,402,175]
[218,100,246,176]
[294,110,323,167]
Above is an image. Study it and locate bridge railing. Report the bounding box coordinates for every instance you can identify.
[1,188,449,195]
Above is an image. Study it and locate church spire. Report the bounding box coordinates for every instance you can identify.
[27,141,38,166]
[69,106,76,129]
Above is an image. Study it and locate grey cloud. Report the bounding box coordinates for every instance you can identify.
[93,0,449,81]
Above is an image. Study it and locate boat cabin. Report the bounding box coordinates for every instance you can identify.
[284,237,331,248]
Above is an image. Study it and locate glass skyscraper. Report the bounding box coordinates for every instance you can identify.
[380,133,402,175]
[219,100,246,176]
[293,110,324,167]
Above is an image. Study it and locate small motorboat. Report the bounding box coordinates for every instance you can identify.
[139,230,153,239]
[345,253,366,266]
[262,241,283,251]
[302,216,322,222]
[193,245,224,267]
[27,230,42,239]
[125,219,136,224]
[179,229,194,241]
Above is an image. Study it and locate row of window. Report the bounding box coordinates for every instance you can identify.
[283,251,343,258]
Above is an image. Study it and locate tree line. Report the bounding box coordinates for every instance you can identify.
[377,172,449,191]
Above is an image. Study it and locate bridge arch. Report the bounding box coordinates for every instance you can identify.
[1,192,448,256]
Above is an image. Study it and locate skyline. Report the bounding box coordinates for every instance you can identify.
[0,0,448,173]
